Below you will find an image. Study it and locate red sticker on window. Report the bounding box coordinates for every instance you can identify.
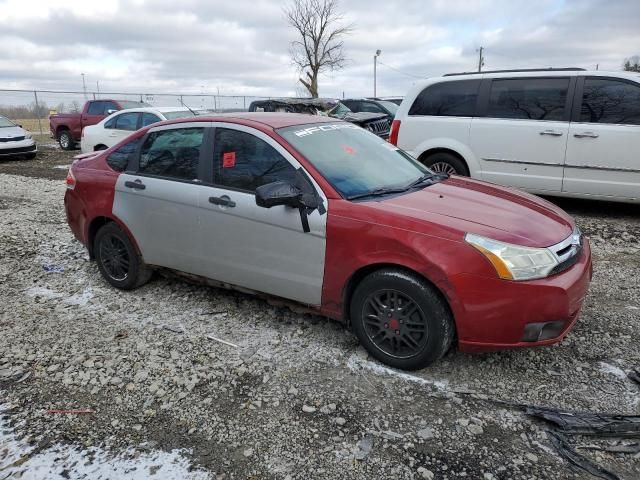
[341,145,356,155]
[222,151,236,168]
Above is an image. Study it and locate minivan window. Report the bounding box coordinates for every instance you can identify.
[487,78,569,121]
[579,78,640,125]
[409,80,481,117]
[139,128,203,181]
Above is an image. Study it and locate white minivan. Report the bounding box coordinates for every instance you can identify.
[391,68,640,203]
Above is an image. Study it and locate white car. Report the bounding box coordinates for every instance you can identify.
[0,115,37,159]
[81,107,195,153]
[390,68,640,203]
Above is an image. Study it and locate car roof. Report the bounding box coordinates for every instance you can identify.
[165,112,340,129]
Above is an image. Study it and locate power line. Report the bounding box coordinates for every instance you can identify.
[376,60,425,79]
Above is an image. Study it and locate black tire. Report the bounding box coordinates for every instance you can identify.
[350,269,454,370]
[94,144,108,151]
[422,152,469,176]
[94,223,152,290]
[58,130,75,150]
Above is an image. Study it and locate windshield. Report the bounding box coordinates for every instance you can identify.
[329,102,352,116]
[0,116,16,128]
[378,100,399,115]
[162,110,195,120]
[278,123,432,199]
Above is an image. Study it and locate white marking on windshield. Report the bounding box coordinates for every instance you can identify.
[293,123,360,137]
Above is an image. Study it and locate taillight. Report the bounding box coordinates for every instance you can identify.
[66,168,76,190]
[389,119,401,146]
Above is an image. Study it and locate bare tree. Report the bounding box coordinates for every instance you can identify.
[70,100,81,113]
[285,0,352,98]
[623,55,640,72]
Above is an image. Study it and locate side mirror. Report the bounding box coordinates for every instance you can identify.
[106,109,117,115]
[255,181,303,208]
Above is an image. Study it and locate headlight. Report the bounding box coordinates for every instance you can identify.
[24,132,32,139]
[465,233,559,281]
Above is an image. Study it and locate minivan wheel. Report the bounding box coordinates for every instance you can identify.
[350,269,454,370]
[58,131,75,150]
[423,152,469,176]
[94,223,152,290]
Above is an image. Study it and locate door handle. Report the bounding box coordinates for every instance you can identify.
[539,130,564,136]
[209,195,236,207]
[124,180,146,190]
[574,132,599,138]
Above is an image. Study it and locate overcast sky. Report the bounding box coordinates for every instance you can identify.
[1,0,639,99]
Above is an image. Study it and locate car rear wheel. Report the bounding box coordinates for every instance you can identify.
[422,152,468,176]
[58,131,75,150]
[350,269,454,370]
[94,223,152,290]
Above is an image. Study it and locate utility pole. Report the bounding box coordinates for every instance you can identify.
[96,80,100,96]
[374,49,381,97]
[81,73,87,100]
[477,47,485,72]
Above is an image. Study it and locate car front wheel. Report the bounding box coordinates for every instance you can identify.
[350,269,454,370]
[94,223,152,290]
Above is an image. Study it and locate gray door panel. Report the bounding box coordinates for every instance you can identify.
[196,187,326,305]
[114,174,201,272]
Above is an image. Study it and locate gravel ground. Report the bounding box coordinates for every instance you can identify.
[0,150,639,479]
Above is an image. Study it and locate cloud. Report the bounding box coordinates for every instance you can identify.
[0,0,638,101]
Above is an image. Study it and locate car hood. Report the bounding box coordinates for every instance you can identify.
[375,176,574,247]
[0,126,26,138]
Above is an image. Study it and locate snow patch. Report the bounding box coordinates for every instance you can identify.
[599,362,627,379]
[64,287,93,306]
[346,354,448,390]
[0,405,211,479]
[25,287,63,299]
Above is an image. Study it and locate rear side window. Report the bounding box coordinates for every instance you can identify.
[213,128,298,191]
[104,117,116,129]
[580,78,640,125]
[487,78,569,121]
[409,80,480,117]
[106,138,142,172]
[138,128,204,181]
[87,101,104,115]
[114,112,139,131]
[141,113,162,127]
[103,101,119,113]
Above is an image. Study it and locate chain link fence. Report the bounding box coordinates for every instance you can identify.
[0,89,274,135]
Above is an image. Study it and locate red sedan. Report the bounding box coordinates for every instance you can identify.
[64,113,592,370]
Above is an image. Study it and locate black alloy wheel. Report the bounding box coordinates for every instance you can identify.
[362,289,428,359]
[351,269,454,370]
[94,223,152,290]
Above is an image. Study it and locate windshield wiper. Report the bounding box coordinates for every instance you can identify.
[346,187,411,201]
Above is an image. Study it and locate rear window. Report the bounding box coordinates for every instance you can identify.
[487,78,569,121]
[409,80,480,117]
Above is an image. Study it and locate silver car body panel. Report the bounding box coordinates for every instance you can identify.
[113,121,328,306]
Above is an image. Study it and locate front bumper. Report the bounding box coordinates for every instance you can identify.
[0,139,37,157]
[452,239,593,352]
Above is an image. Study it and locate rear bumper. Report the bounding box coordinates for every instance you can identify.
[453,239,592,352]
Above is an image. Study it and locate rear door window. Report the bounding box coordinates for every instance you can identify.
[141,113,161,127]
[138,127,204,181]
[579,78,640,125]
[212,128,298,191]
[107,138,142,172]
[114,112,140,131]
[487,78,569,121]
[409,80,481,116]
